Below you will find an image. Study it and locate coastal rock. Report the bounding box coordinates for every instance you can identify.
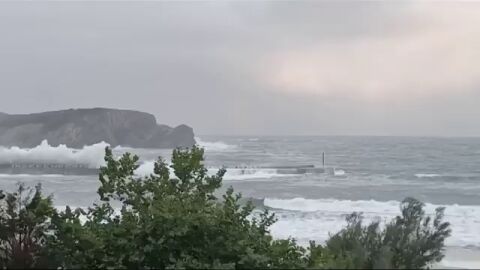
[0,108,195,148]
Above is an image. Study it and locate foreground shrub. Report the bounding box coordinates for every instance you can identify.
[47,146,296,269]
[0,184,54,268]
[309,198,451,269]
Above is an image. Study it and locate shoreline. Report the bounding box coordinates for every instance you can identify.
[435,246,480,269]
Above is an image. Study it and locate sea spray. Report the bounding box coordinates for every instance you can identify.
[265,197,480,248]
[135,161,291,181]
[0,140,109,168]
[195,137,237,151]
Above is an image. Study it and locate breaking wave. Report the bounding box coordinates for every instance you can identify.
[0,140,108,168]
[220,168,290,181]
[333,169,346,176]
[195,137,237,152]
[264,197,480,248]
[415,173,442,178]
[135,161,289,181]
[135,161,157,177]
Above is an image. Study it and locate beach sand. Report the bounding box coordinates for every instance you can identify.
[435,247,480,269]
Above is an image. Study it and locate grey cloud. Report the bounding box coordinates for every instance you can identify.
[0,1,479,136]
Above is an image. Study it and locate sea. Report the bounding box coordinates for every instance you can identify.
[0,136,479,268]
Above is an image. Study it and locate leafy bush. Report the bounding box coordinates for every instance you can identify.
[47,146,292,269]
[0,146,452,269]
[309,198,451,269]
[0,184,54,268]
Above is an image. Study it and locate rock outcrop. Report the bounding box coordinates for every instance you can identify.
[0,108,195,148]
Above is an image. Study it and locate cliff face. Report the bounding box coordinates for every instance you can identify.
[0,108,196,148]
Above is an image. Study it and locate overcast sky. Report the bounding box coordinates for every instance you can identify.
[0,1,479,136]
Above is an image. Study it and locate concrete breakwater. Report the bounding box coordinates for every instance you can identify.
[0,163,99,175]
[223,165,333,175]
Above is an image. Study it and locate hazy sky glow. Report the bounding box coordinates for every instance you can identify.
[0,1,479,136]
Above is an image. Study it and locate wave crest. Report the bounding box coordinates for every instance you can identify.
[220,168,291,181]
[415,173,441,178]
[195,137,237,152]
[0,140,108,168]
[264,197,480,248]
[135,162,289,181]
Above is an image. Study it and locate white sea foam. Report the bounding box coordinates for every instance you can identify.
[0,173,65,178]
[0,140,109,168]
[264,197,480,248]
[415,173,441,178]
[333,169,346,176]
[220,168,291,181]
[135,161,157,177]
[112,145,137,152]
[440,247,480,269]
[441,259,480,270]
[134,161,289,181]
[195,137,237,152]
